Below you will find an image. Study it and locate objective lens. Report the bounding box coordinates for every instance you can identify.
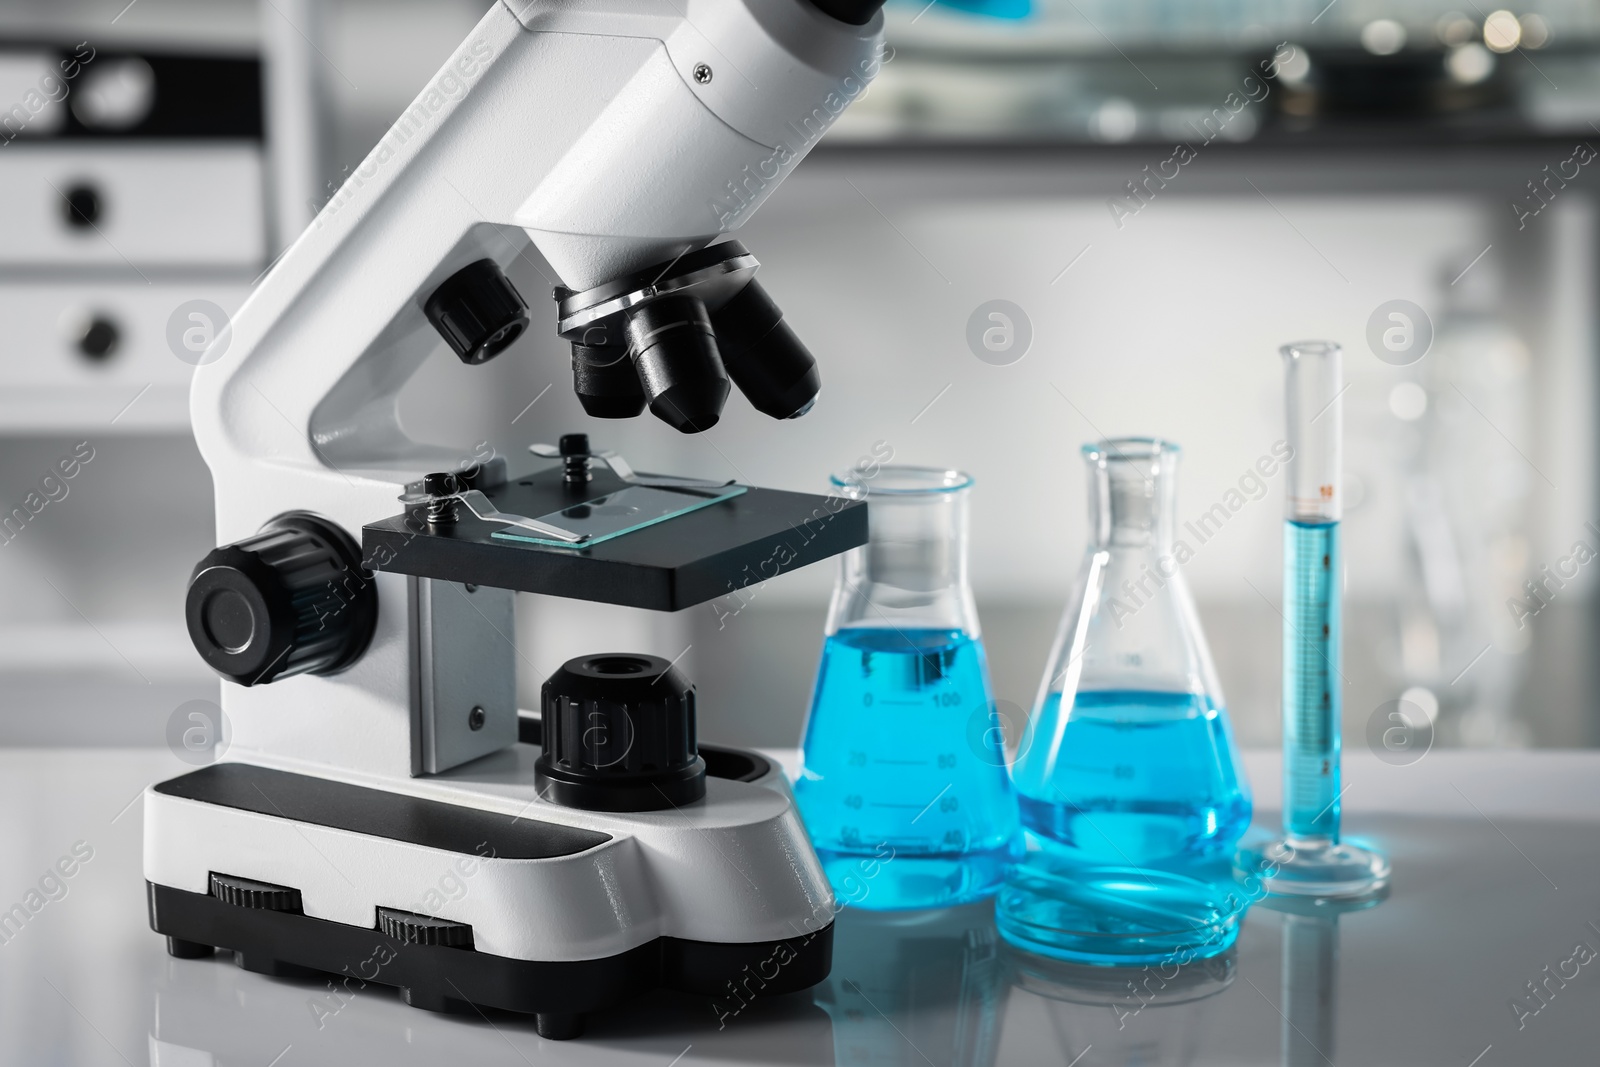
[711,280,821,421]
[571,341,646,419]
[624,294,729,434]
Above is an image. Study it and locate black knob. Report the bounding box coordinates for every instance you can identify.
[74,314,120,362]
[422,471,463,498]
[210,873,302,912]
[424,259,529,366]
[378,907,473,948]
[61,182,102,229]
[535,654,706,812]
[558,433,593,487]
[185,513,377,687]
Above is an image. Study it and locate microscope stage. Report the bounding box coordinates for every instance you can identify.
[362,464,866,611]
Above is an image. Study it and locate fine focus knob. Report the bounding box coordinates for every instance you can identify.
[535,654,706,812]
[185,513,378,687]
[424,258,529,365]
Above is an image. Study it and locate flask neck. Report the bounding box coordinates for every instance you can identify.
[1089,445,1178,552]
[825,468,978,636]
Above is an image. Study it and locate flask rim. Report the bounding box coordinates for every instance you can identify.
[1080,436,1181,465]
[1279,339,1342,361]
[830,464,974,497]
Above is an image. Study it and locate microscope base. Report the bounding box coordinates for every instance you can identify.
[143,739,836,1039]
[147,881,832,1039]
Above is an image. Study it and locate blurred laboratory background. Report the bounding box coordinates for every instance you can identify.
[1,0,1596,754]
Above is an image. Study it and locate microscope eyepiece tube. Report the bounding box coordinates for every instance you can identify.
[808,0,887,25]
[710,279,821,421]
[624,294,730,433]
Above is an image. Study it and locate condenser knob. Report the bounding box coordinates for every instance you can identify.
[536,653,706,812]
[185,513,377,687]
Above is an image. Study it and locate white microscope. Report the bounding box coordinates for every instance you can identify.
[143,0,885,1040]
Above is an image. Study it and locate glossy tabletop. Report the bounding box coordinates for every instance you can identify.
[1,747,1597,1066]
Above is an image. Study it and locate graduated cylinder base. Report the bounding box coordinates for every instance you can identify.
[996,850,1244,967]
[1235,834,1390,902]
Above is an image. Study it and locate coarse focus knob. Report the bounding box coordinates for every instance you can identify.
[424,258,529,365]
[535,654,706,812]
[185,513,377,687]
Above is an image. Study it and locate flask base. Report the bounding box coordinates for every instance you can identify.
[816,845,1011,911]
[1234,835,1390,902]
[995,859,1243,967]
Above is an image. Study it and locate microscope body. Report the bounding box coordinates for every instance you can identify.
[146,0,883,1037]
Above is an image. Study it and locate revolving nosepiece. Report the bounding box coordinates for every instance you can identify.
[554,243,820,434]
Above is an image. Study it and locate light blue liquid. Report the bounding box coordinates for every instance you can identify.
[795,628,1019,910]
[1015,690,1251,864]
[997,689,1251,965]
[1284,520,1341,841]
[933,0,1032,19]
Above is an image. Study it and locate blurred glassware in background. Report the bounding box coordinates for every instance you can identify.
[1390,254,1533,748]
[1000,438,1251,964]
[885,0,1579,50]
[796,466,1019,910]
[1004,941,1235,1066]
[838,1,1591,144]
[814,901,1007,1067]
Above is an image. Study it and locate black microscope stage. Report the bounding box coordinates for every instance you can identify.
[361,462,867,611]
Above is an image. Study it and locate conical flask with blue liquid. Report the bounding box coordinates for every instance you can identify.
[999,438,1252,964]
[796,466,1018,910]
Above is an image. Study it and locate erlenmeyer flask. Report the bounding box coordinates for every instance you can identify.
[796,466,1019,911]
[999,438,1251,963]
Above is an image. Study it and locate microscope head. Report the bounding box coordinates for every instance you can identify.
[415,0,887,434]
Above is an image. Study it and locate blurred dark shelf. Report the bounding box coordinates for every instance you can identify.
[826,41,1600,153]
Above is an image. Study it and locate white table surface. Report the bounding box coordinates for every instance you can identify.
[1,747,1597,1066]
